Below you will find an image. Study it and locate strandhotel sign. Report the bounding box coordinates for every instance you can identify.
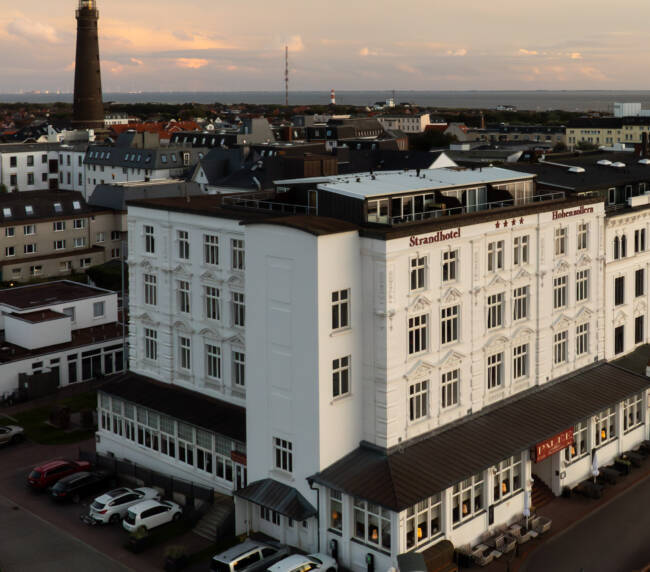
[552,205,594,220]
[409,228,461,247]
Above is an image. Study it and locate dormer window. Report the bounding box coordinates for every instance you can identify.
[106,152,111,159]
[72,201,81,210]
[25,205,33,215]
[137,154,142,162]
[145,155,152,163]
[161,155,168,163]
[54,202,62,213]
[3,208,11,217]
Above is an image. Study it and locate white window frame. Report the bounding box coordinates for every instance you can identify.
[487,352,503,389]
[594,407,617,446]
[232,351,245,387]
[204,234,219,265]
[408,313,428,355]
[576,269,589,302]
[205,286,221,321]
[553,275,568,309]
[179,336,191,372]
[177,230,190,260]
[513,235,529,265]
[144,225,155,254]
[512,343,528,380]
[565,421,588,463]
[273,437,293,473]
[553,330,568,364]
[231,238,245,270]
[205,343,221,381]
[232,292,245,327]
[577,223,588,251]
[442,250,457,282]
[493,456,522,503]
[408,379,429,422]
[441,369,459,409]
[332,355,350,398]
[487,293,504,329]
[623,394,643,433]
[410,255,426,291]
[440,305,459,345]
[555,227,567,256]
[144,328,158,361]
[144,274,157,306]
[576,322,589,356]
[452,472,484,525]
[331,289,350,331]
[487,240,504,272]
[178,280,191,314]
[512,286,528,321]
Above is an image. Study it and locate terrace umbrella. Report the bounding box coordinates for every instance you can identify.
[592,450,600,483]
[523,489,531,530]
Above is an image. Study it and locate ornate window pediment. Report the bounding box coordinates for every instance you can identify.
[227,333,245,346]
[484,334,509,351]
[141,260,153,271]
[200,270,220,282]
[576,253,592,267]
[173,319,192,333]
[440,287,462,305]
[613,310,627,327]
[486,274,508,290]
[551,314,572,330]
[511,326,534,343]
[574,306,593,322]
[554,259,571,273]
[634,300,647,317]
[408,295,432,313]
[173,264,192,277]
[228,275,244,289]
[199,327,219,338]
[404,359,435,380]
[437,350,465,369]
[513,267,532,282]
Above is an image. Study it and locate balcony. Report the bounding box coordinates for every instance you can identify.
[222,192,315,216]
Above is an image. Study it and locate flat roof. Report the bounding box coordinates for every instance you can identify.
[0,281,112,311]
[9,309,67,324]
[313,167,535,199]
[310,361,650,511]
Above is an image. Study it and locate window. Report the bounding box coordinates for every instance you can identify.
[93,301,105,318]
[5,246,15,257]
[512,286,528,321]
[410,256,426,290]
[594,407,616,446]
[487,352,503,389]
[232,292,245,327]
[53,240,66,250]
[635,269,645,297]
[204,234,219,265]
[23,243,37,254]
[576,323,589,356]
[441,250,458,282]
[9,156,16,168]
[577,223,588,250]
[144,274,157,306]
[487,240,504,272]
[621,235,628,257]
[206,344,221,380]
[177,230,190,259]
[178,280,191,313]
[73,237,86,248]
[554,227,567,256]
[26,173,34,186]
[408,314,428,354]
[179,336,191,371]
[512,344,528,380]
[405,493,441,549]
[111,230,121,241]
[231,239,245,270]
[30,265,42,276]
[63,307,75,322]
[493,456,522,502]
[440,305,459,345]
[408,380,429,422]
[353,499,391,550]
[23,224,35,236]
[54,221,65,232]
[452,472,484,524]
[332,356,350,398]
[144,225,155,254]
[635,229,646,253]
[5,227,14,237]
[329,490,343,531]
[576,270,589,302]
[95,232,105,243]
[232,351,245,387]
[487,293,504,329]
[614,236,620,260]
[73,218,85,229]
[553,275,568,309]
[145,328,158,360]
[565,421,588,463]
[623,394,643,432]
[331,289,349,330]
[205,286,221,320]
[273,437,293,472]
[614,276,625,306]
[554,330,568,364]
[441,369,459,409]
[111,248,120,258]
[9,174,16,187]
[635,315,644,344]
[614,325,624,354]
[513,235,529,265]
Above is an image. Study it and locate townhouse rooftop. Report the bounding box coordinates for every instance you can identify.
[0,280,111,310]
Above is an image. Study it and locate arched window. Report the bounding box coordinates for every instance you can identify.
[614,236,620,259]
[621,234,627,257]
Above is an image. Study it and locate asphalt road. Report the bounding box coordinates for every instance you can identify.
[0,493,131,572]
[522,475,650,572]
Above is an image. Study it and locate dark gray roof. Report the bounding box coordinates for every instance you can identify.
[612,343,650,376]
[310,362,650,511]
[89,180,203,211]
[0,142,86,154]
[85,145,208,171]
[0,190,104,225]
[100,372,246,442]
[234,478,317,521]
[0,280,110,309]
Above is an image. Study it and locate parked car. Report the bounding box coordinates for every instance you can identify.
[50,470,115,503]
[27,459,91,490]
[85,487,162,524]
[122,499,182,534]
[267,554,338,572]
[211,540,291,572]
[0,425,24,446]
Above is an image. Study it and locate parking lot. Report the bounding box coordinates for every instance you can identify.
[0,434,213,571]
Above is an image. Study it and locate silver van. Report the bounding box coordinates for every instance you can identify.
[211,540,290,572]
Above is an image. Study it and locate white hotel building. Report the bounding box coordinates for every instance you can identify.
[96,168,650,571]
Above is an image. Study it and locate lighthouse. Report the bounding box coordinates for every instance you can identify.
[72,0,104,129]
[330,89,336,106]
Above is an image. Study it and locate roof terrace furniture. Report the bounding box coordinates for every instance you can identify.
[531,515,552,535]
[613,458,632,475]
[470,543,501,567]
[620,451,644,468]
[597,467,618,485]
[573,480,603,499]
[483,531,516,554]
[508,522,537,544]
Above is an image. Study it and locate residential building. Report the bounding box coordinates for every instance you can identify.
[0,280,124,398]
[566,117,650,149]
[377,113,437,134]
[0,190,121,282]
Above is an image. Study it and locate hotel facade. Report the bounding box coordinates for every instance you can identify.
[95,168,650,571]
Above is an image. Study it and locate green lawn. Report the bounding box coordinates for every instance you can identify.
[8,391,98,445]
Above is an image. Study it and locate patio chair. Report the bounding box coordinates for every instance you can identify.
[621,450,644,468]
[531,515,552,535]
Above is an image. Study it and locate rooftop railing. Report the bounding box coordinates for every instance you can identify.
[222,195,315,216]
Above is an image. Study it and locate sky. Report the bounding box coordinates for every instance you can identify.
[0,0,649,93]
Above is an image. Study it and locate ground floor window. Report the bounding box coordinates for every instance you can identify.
[196,429,214,474]
[564,420,588,462]
[353,499,391,550]
[623,394,643,432]
[493,455,522,503]
[452,472,484,525]
[329,490,342,531]
[260,507,281,525]
[405,493,441,549]
[595,407,617,446]
[177,422,195,466]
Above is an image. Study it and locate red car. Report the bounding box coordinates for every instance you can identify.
[27,459,91,490]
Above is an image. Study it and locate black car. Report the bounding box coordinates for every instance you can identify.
[50,470,114,503]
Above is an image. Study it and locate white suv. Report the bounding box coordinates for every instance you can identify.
[122,499,182,533]
[86,487,161,524]
[267,554,338,572]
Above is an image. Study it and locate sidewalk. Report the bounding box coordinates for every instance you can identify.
[479,453,650,572]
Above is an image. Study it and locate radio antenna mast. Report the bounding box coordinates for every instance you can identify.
[285,45,289,106]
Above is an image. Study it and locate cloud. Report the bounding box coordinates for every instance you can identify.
[130,57,144,66]
[5,16,59,44]
[580,66,607,81]
[519,48,539,56]
[446,48,467,56]
[569,52,583,59]
[396,63,419,75]
[286,35,304,52]
[175,57,210,69]
[359,47,379,57]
